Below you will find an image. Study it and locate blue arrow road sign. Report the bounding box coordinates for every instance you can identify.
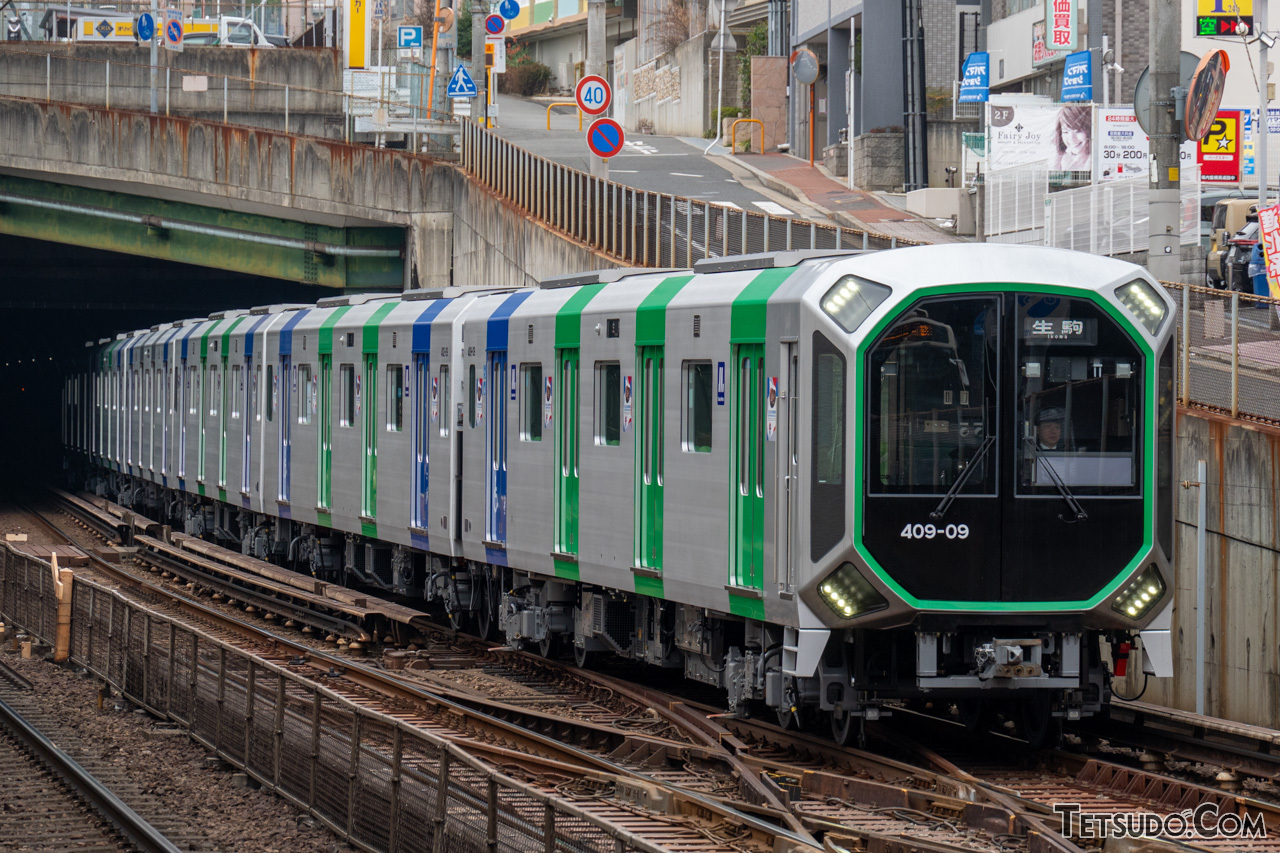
[136,12,155,41]
[447,65,478,98]
[498,0,519,19]
[397,25,422,48]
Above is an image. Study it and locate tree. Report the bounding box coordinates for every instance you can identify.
[456,0,471,58]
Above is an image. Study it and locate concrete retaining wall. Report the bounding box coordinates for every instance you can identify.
[616,32,711,137]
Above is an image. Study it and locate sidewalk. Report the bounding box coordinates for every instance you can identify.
[725,151,965,244]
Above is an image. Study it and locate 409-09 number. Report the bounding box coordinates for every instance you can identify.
[900,523,969,540]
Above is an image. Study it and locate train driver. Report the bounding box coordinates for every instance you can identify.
[1035,406,1067,451]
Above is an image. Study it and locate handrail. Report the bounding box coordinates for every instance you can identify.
[545,101,582,131]
[730,118,764,153]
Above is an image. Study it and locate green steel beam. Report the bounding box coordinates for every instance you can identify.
[0,174,404,290]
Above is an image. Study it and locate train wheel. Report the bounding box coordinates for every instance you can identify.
[775,677,806,731]
[830,709,865,748]
[573,642,598,669]
[1020,694,1062,749]
[474,577,496,642]
[538,633,561,659]
[957,698,992,733]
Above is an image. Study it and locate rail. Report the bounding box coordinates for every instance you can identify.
[730,118,763,153]
[545,101,583,131]
[0,544,672,853]
[460,119,923,268]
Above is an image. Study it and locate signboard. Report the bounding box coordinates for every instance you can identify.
[446,65,478,98]
[988,102,1092,172]
[136,12,155,42]
[164,8,182,52]
[485,36,506,73]
[1197,0,1252,36]
[1061,50,1092,102]
[1048,0,1078,51]
[484,13,504,35]
[498,0,519,20]
[586,117,625,158]
[346,0,370,69]
[397,25,422,48]
[958,52,989,104]
[1032,20,1051,66]
[1199,110,1242,182]
[80,17,134,41]
[575,74,611,115]
[1257,204,1280,322]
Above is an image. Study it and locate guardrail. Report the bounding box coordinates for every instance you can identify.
[545,101,583,130]
[1166,283,1280,426]
[730,118,763,154]
[0,545,667,853]
[460,119,923,267]
[0,49,460,155]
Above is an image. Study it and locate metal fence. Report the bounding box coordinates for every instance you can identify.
[1167,283,1280,425]
[459,121,924,267]
[0,546,666,853]
[7,0,333,44]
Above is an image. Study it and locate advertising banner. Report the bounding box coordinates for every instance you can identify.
[988,102,1092,173]
[1257,204,1280,323]
[1048,0,1078,51]
[1061,50,1092,101]
[959,52,989,103]
[1097,109,1146,180]
[1198,110,1242,182]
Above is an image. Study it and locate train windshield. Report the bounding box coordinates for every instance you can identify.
[1017,295,1140,495]
[869,297,999,495]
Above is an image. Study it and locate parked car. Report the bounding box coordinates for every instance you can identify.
[1208,198,1259,286]
[1223,220,1261,292]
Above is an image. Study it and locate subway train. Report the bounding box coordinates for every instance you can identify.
[63,244,1176,745]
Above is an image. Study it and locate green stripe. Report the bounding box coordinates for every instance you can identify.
[200,319,227,360]
[730,267,796,342]
[555,283,606,347]
[220,316,245,359]
[218,488,227,503]
[319,306,353,354]
[635,575,664,598]
[363,303,397,352]
[729,595,765,621]
[635,275,694,346]
[852,282,1158,612]
[361,521,377,538]
[552,558,580,581]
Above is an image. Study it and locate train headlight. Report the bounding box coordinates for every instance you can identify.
[821,275,892,333]
[1111,565,1166,620]
[1116,280,1168,336]
[819,562,888,619]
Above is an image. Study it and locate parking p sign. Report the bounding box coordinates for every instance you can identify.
[397,25,423,48]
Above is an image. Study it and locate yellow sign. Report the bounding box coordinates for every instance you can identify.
[1198,0,1251,14]
[1200,114,1238,154]
[79,18,134,39]
[347,0,368,69]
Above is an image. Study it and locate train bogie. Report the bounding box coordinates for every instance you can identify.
[66,245,1177,736]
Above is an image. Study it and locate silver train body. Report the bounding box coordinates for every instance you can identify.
[63,246,1176,734]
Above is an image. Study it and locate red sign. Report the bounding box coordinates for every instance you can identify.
[586,117,625,158]
[1197,110,1242,183]
[575,74,611,116]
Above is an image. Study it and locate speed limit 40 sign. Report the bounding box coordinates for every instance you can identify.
[575,75,611,116]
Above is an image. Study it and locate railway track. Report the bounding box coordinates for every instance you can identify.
[29,488,1280,852]
[0,657,184,853]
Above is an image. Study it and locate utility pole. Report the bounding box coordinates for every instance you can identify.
[1259,0,1269,210]
[470,0,485,125]
[1147,0,1181,282]
[586,0,607,178]
[149,0,158,114]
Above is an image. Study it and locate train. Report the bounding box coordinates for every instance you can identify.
[62,244,1176,746]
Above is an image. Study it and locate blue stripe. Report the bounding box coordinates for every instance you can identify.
[160,326,182,362]
[412,299,453,353]
[410,531,429,550]
[180,323,202,360]
[486,291,532,352]
[279,309,309,356]
[485,547,509,567]
[242,314,272,359]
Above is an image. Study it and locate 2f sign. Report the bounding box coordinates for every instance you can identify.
[575,74,611,116]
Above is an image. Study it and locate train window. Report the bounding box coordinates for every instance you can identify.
[595,362,620,447]
[683,362,713,452]
[231,366,242,419]
[267,365,275,423]
[386,364,404,432]
[340,364,355,427]
[209,366,218,417]
[1157,342,1173,556]
[811,332,846,560]
[468,365,476,429]
[439,366,450,437]
[1017,295,1141,495]
[521,363,543,441]
[299,364,314,425]
[868,297,999,496]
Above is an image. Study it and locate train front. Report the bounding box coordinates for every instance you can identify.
[800,245,1175,729]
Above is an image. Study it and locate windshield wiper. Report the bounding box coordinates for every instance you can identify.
[930,434,996,521]
[1023,438,1088,523]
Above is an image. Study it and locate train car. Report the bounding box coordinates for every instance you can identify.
[66,245,1176,746]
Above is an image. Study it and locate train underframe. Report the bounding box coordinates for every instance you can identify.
[98,469,1124,747]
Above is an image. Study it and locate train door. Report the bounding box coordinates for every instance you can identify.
[554,349,579,555]
[635,346,663,569]
[242,359,252,494]
[486,351,508,544]
[412,355,428,530]
[318,355,333,511]
[198,361,208,484]
[362,354,378,519]
[219,359,230,490]
[777,342,799,592]
[731,344,765,590]
[279,356,291,501]
[160,361,169,476]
